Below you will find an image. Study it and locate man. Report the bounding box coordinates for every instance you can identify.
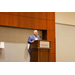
[28,30,40,61]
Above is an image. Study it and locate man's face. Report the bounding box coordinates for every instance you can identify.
[34,31,38,36]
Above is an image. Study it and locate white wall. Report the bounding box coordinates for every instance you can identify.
[55,12,75,25]
[56,24,75,62]
[0,42,30,62]
[55,12,75,62]
[0,26,42,62]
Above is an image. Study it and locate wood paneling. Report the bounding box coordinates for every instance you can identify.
[28,12,38,18]
[47,20,55,30]
[4,12,28,16]
[38,12,46,19]
[0,13,3,25]
[47,12,55,21]
[3,12,10,14]
[0,12,3,14]
[55,38,56,61]
[28,18,37,29]
[10,12,19,15]
[37,19,46,30]
[9,15,19,27]
[28,12,46,19]
[47,30,55,42]
[18,16,28,28]
[0,12,47,29]
[0,13,10,26]
[18,12,28,16]
[19,17,46,30]
[49,53,55,62]
[50,42,55,53]
[4,12,19,16]
[46,12,55,62]
[3,14,10,26]
[0,13,19,27]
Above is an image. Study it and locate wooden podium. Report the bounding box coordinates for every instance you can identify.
[30,40,51,62]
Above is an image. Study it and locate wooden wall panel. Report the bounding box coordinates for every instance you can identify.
[18,16,28,28]
[0,13,10,26]
[19,17,47,30]
[0,13,19,27]
[4,12,28,16]
[0,12,47,29]
[27,18,37,29]
[4,12,19,16]
[50,42,55,53]
[28,12,46,19]
[9,15,19,27]
[0,13,3,25]
[0,12,4,14]
[49,53,55,62]
[47,20,55,30]
[10,12,19,15]
[18,12,28,16]
[0,12,3,14]
[4,12,10,14]
[28,12,38,18]
[19,17,37,29]
[47,30,55,42]
[38,19,46,30]
[31,18,46,30]
[2,14,10,26]
[4,12,12,15]
[55,38,56,62]
[47,12,55,21]
[46,12,55,62]
[38,12,46,19]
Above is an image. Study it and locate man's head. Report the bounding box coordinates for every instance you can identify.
[33,30,38,36]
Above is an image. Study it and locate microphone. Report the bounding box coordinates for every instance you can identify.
[31,39,33,41]
[39,36,42,38]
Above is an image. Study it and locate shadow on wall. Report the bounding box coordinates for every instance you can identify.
[0,49,5,60]
[24,44,30,61]
[0,43,30,62]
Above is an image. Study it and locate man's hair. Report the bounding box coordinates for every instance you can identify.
[33,30,38,32]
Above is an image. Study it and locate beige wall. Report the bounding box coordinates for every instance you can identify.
[55,12,75,25]
[56,24,75,62]
[0,26,42,62]
[55,12,75,62]
[0,26,42,43]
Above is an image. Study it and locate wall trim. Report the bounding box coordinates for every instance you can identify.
[55,22,75,27]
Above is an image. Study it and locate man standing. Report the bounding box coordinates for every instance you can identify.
[28,30,40,61]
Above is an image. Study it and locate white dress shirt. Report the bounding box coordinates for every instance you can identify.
[35,36,38,40]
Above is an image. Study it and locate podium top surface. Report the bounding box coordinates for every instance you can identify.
[30,40,51,49]
[34,40,51,42]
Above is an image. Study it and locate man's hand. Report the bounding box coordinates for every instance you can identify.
[32,41,34,43]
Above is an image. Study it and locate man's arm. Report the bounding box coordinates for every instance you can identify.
[28,36,32,44]
[28,36,34,44]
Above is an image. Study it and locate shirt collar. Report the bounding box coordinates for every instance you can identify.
[33,35,38,37]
